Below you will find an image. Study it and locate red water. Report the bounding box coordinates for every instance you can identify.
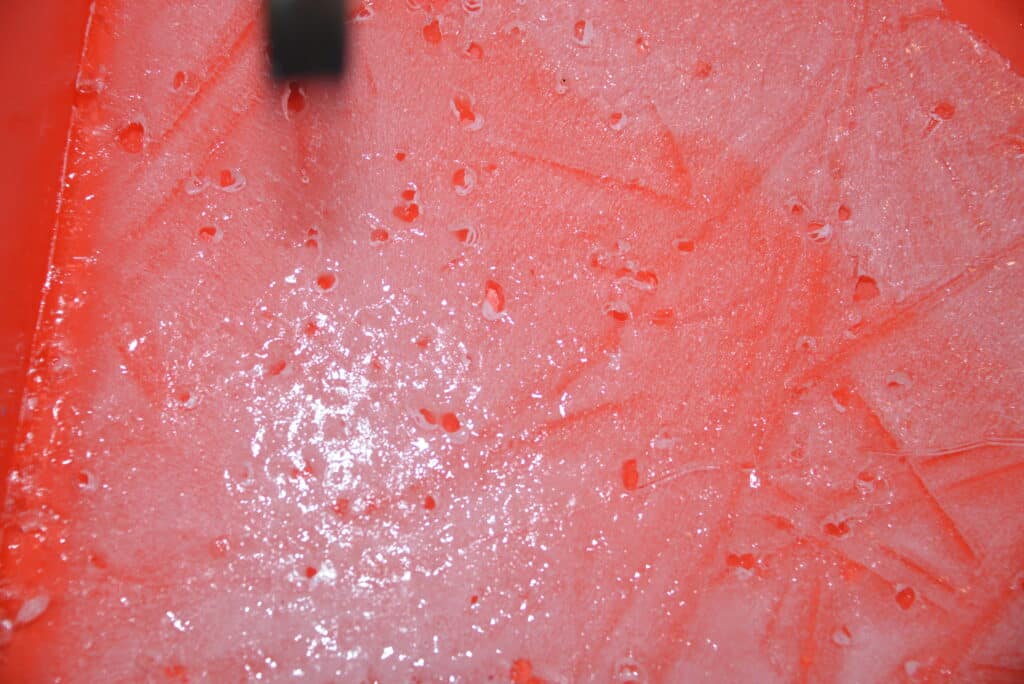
[2,1,1023,682]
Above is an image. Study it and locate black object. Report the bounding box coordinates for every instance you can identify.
[268,0,347,79]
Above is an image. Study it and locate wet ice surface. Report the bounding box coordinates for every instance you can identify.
[3,0,1024,682]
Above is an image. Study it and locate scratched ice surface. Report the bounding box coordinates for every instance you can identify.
[2,0,1023,682]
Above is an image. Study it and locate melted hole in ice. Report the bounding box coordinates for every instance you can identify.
[573,19,595,46]
[116,122,145,153]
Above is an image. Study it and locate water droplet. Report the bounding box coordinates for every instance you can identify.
[573,19,594,46]
[609,111,628,130]
[461,0,482,13]
[463,41,484,60]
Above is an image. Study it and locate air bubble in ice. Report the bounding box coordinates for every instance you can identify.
[885,371,912,389]
[554,74,569,95]
[16,593,50,625]
[795,336,816,353]
[831,626,852,646]
[612,657,646,683]
[184,174,210,195]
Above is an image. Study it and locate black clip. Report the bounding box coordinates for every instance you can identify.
[268,0,347,79]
